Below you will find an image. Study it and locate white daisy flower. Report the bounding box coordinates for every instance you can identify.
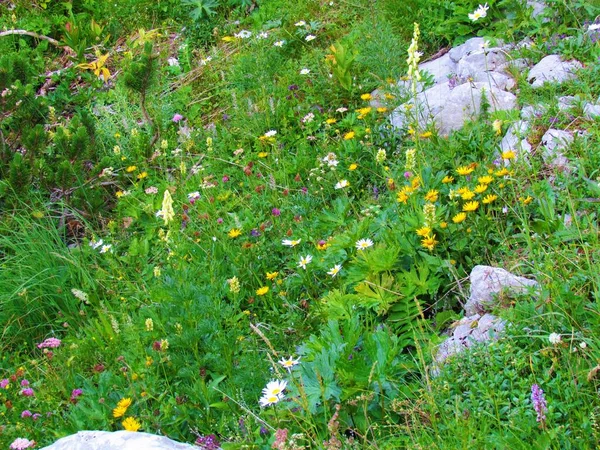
[278,356,301,370]
[335,179,349,189]
[355,238,374,250]
[298,254,313,269]
[282,239,301,247]
[300,68,310,75]
[327,264,342,277]
[262,379,288,397]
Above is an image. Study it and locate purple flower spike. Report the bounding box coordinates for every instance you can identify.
[531,384,547,424]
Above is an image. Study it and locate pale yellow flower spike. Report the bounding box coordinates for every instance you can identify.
[161,190,175,225]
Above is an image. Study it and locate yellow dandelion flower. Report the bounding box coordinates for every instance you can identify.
[343,131,355,140]
[452,212,467,223]
[461,190,476,200]
[495,168,510,176]
[456,166,475,176]
[266,272,278,280]
[349,163,358,171]
[357,107,372,116]
[440,221,448,228]
[407,126,415,135]
[384,93,395,100]
[416,226,431,237]
[115,191,124,198]
[376,107,388,113]
[256,286,269,296]
[483,194,498,204]
[478,175,494,184]
[397,191,409,204]
[118,398,132,409]
[442,175,454,184]
[126,166,137,173]
[228,229,242,238]
[419,131,432,138]
[122,417,141,432]
[421,234,438,251]
[137,171,148,180]
[424,190,439,202]
[360,93,372,100]
[113,405,128,418]
[474,184,488,194]
[325,118,337,124]
[411,176,421,189]
[463,201,479,212]
[501,150,516,160]
[520,196,533,205]
[258,152,268,158]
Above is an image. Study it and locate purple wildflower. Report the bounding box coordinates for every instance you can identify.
[33,413,42,420]
[222,176,229,182]
[71,388,83,400]
[172,113,184,123]
[21,410,33,418]
[259,426,269,436]
[21,388,34,397]
[194,434,220,449]
[9,438,35,450]
[37,337,61,349]
[250,229,261,237]
[531,384,547,424]
[272,208,281,216]
[21,379,29,387]
[403,171,412,179]
[0,378,9,388]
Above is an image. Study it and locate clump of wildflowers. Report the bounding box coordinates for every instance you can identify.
[531,384,547,425]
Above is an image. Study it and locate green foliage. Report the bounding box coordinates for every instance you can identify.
[181,0,220,20]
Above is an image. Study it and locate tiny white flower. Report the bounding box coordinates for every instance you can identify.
[355,238,374,250]
[100,244,112,254]
[588,23,600,31]
[89,239,104,250]
[262,379,287,397]
[305,34,316,42]
[200,56,212,66]
[234,30,252,39]
[274,40,285,47]
[258,31,269,39]
[327,264,342,277]
[336,107,348,113]
[548,333,562,345]
[264,130,277,137]
[468,3,489,21]
[295,21,306,27]
[278,356,301,370]
[259,393,282,407]
[300,68,310,75]
[167,57,180,67]
[298,254,313,269]
[579,341,587,349]
[282,239,301,247]
[335,179,349,189]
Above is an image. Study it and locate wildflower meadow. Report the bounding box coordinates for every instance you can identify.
[1,0,600,448]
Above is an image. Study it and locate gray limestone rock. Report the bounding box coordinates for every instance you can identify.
[500,120,532,161]
[41,431,196,450]
[419,52,457,85]
[456,49,507,79]
[584,103,600,119]
[528,55,583,88]
[541,128,573,170]
[436,82,517,135]
[465,265,539,315]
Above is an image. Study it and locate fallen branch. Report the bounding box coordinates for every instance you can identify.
[0,29,73,54]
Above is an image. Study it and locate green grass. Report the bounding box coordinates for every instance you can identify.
[1,0,600,448]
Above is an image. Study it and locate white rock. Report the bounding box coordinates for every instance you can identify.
[436,82,517,135]
[41,431,196,450]
[527,0,547,19]
[521,105,542,120]
[471,71,515,91]
[419,52,457,85]
[500,120,532,161]
[584,103,600,119]
[541,128,573,170]
[557,95,578,111]
[456,49,507,79]
[528,55,583,88]
[465,265,538,315]
[449,38,490,63]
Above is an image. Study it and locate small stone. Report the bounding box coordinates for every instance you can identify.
[465,265,539,315]
[528,55,583,88]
